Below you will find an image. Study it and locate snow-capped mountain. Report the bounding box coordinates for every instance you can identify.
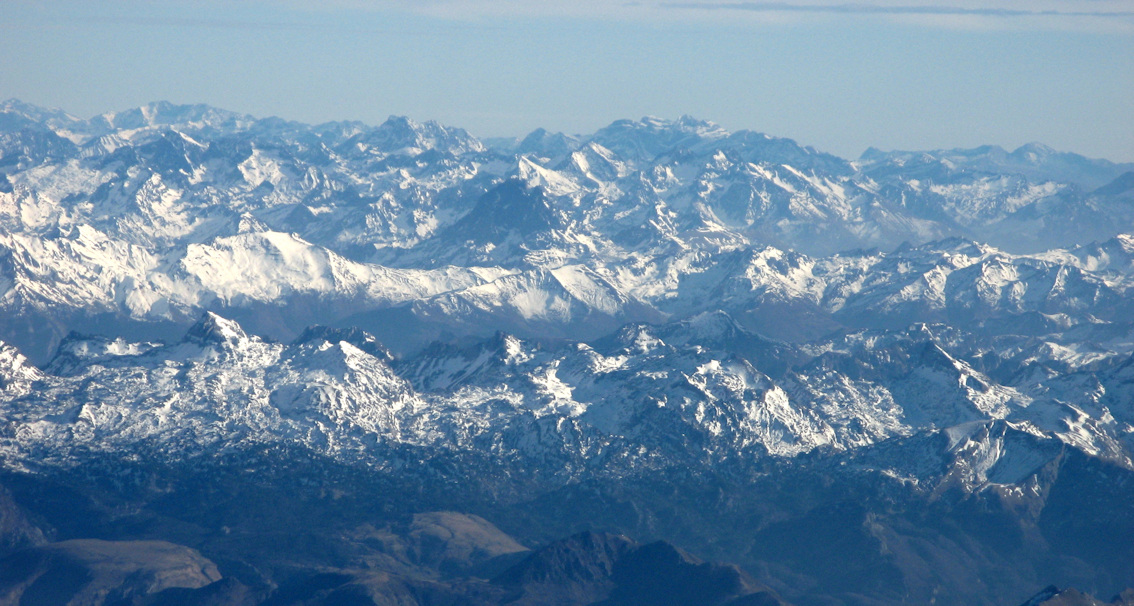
[3,96,1133,468]
[3,96,1133,480]
[2,99,1133,605]
[3,307,1130,478]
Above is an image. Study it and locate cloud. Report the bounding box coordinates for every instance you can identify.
[648,0,1134,32]
[275,0,652,20]
[293,0,1134,18]
[290,0,1134,33]
[21,0,1133,33]
[658,1,1134,19]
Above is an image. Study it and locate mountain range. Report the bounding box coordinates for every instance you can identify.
[1,99,1133,605]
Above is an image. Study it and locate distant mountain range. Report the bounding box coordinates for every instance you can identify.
[1,99,1132,605]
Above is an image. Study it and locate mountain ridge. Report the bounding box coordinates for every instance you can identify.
[2,99,1134,605]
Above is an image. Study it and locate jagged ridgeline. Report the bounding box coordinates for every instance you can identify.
[0,99,1133,606]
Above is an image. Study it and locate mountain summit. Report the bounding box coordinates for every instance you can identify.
[1,100,1133,605]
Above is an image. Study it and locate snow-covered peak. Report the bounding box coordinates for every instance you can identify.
[0,99,84,133]
[348,115,485,157]
[1069,233,1134,274]
[1009,142,1057,164]
[862,142,1134,190]
[293,325,393,361]
[707,130,854,176]
[0,341,43,395]
[559,142,629,185]
[93,101,252,134]
[183,312,250,347]
[517,128,581,160]
[46,333,162,376]
[588,115,729,164]
[517,156,580,196]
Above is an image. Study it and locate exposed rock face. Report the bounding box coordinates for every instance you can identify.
[0,539,221,606]
[1020,586,1134,606]
[493,532,789,606]
[405,511,530,576]
[0,485,45,558]
[3,100,1134,605]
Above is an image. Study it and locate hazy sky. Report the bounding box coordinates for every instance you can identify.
[2,0,1133,161]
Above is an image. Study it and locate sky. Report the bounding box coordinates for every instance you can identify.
[2,0,1133,161]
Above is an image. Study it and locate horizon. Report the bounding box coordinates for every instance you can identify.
[5,96,1130,165]
[2,1,1132,162]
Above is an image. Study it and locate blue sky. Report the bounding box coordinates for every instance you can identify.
[2,0,1132,161]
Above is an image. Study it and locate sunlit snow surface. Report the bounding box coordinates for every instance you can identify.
[2,100,1134,490]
